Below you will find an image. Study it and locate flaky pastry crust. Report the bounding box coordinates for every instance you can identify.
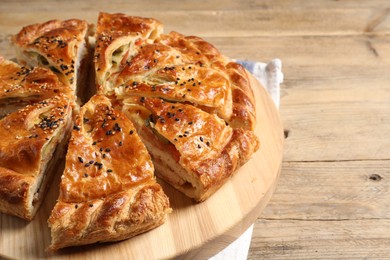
[0,58,71,101]
[12,19,89,93]
[0,94,72,220]
[95,13,260,201]
[48,95,171,250]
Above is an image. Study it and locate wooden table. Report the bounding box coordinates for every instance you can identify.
[1,0,390,258]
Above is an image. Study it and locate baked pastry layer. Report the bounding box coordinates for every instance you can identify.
[12,19,90,103]
[48,95,171,250]
[0,94,72,220]
[96,12,260,201]
[0,57,72,118]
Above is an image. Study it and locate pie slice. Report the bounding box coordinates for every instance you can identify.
[48,95,171,250]
[12,18,91,102]
[0,94,72,220]
[94,12,163,92]
[0,57,72,118]
[94,13,260,201]
[123,97,259,201]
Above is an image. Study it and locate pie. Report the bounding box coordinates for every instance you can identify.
[0,58,72,118]
[0,11,260,250]
[0,57,72,220]
[94,12,260,201]
[48,95,171,250]
[12,18,92,103]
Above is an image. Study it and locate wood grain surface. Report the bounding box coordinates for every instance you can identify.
[0,11,284,258]
[1,0,390,259]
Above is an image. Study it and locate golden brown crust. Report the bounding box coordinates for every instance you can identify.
[226,62,257,130]
[49,95,171,250]
[94,12,163,89]
[94,13,259,201]
[48,182,169,250]
[0,167,34,219]
[137,97,259,201]
[0,94,72,220]
[0,58,72,102]
[12,19,89,90]
[95,15,256,128]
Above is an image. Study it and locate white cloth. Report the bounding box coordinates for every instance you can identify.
[210,59,283,260]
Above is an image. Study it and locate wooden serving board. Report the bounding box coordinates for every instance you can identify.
[0,75,284,259]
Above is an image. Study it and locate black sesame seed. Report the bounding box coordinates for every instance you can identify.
[89,204,93,207]
[106,130,113,136]
[206,141,210,146]
[78,157,84,163]
[175,118,180,121]
[75,204,78,209]
[89,160,94,164]
[200,137,204,142]
[119,141,123,146]
[73,125,80,131]
[113,123,122,132]
[188,121,193,125]
[92,141,97,145]
[84,173,89,177]
[102,154,106,158]
[130,130,134,135]
[105,148,111,152]
[107,169,113,173]
[197,144,201,149]
[85,163,90,167]
[100,147,104,152]
[140,97,145,103]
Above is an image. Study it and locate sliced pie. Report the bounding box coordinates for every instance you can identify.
[0,57,72,118]
[94,13,260,201]
[0,93,72,220]
[48,95,171,250]
[12,18,91,102]
[93,12,163,93]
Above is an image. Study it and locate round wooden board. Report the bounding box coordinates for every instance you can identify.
[0,75,284,259]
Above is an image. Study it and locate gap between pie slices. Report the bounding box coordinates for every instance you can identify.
[0,11,262,251]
